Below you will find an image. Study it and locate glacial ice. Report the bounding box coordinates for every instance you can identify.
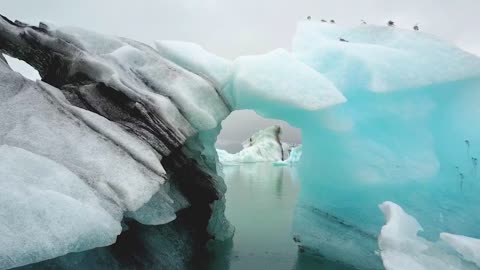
[230,49,346,112]
[291,21,480,269]
[46,25,230,134]
[274,145,302,166]
[2,16,480,270]
[153,41,346,115]
[0,145,121,270]
[293,21,480,93]
[0,31,191,268]
[155,41,232,91]
[441,233,480,267]
[217,125,292,165]
[379,201,480,270]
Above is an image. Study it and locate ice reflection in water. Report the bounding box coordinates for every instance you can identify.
[206,163,355,270]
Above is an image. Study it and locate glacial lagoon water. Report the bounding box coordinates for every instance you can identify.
[206,163,354,270]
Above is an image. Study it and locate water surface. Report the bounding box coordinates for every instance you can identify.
[207,163,354,270]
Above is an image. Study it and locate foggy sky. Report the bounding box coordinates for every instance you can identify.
[3,0,479,151]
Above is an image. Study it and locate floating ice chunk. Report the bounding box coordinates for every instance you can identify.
[155,41,233,90]
[231,49,346,111]
[0,145,121,269]
[441,233,480,267]
[378,201,479,270]
[378,201,427,255]
[293,22,480,93]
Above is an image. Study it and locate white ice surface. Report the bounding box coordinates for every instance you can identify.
[441,233,480,267]
[0,58,181,268]
[0,145,121,269]
[155,40,233,90]
[379,201,479,270]
[231,49,346,111]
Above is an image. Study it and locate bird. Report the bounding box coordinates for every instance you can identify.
[361,20,367,24]
[330,19,336,24]
[388,20,395,27]
[321,19,327,23]
[339,38,349,42]
[307,16,311,20]
[413,24,419,31]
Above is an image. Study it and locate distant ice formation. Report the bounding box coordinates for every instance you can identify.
[274,145,302,166]
[217,125,295,165]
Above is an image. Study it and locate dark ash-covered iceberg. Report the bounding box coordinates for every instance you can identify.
[0,15,233,269]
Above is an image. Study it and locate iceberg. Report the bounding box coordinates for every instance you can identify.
[1,14,480,270]
[217,125,293,165]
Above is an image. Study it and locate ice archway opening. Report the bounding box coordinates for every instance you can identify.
[171,22,480,269]
[216,109,302,153]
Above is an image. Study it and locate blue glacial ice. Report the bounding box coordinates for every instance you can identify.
[162,21,480,269]
[289,21,480,269]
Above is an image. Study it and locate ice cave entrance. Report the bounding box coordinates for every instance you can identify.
[211,110,350,269]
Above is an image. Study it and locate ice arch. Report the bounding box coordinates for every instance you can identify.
[1,15,480,270]
[157,23,480,269]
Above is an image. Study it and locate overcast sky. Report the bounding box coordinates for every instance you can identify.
[3,0,480,151]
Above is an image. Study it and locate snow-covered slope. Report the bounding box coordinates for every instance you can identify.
[217,125,292,165]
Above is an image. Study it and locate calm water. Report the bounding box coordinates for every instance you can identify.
[207,163,353,270]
